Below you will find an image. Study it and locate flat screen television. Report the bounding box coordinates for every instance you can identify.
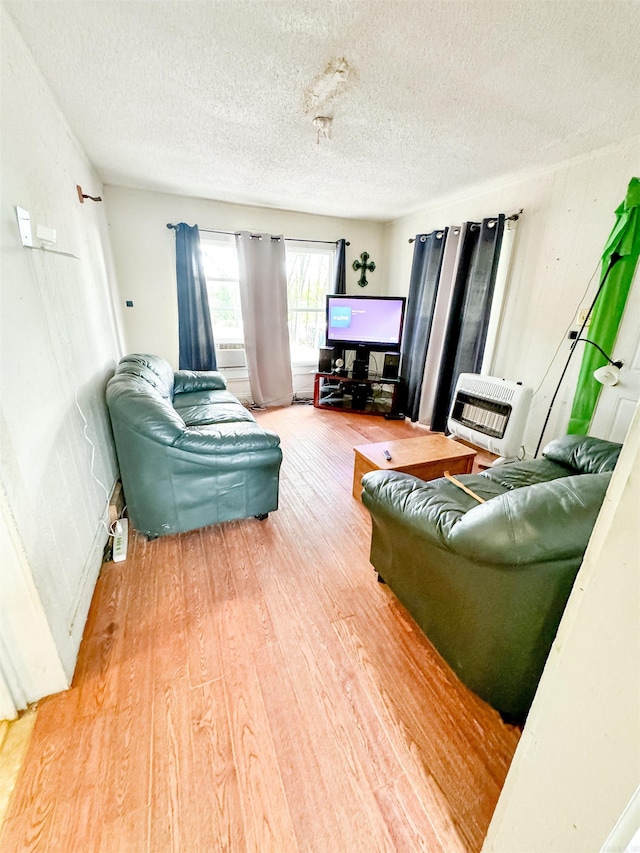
[325,294,406,352]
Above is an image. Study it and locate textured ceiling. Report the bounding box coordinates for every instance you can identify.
[5,0,640,221]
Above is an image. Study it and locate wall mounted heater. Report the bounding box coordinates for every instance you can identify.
[447,373,532,462]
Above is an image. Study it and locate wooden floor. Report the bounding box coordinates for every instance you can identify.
[1,406,519,852]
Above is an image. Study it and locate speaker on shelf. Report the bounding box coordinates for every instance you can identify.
[318,346,334,374]
[352,358,368,380]
[382,352,400,380]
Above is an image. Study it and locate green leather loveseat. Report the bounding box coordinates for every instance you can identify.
[361,434,621,720]
[106,354,282,538]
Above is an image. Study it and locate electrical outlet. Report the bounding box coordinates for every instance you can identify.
[577,309,590,326]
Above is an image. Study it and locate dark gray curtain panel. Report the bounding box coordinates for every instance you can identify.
[174,223,217,371]
[400,230,448,422]
[430,215,505,432]
[333,239,347,294]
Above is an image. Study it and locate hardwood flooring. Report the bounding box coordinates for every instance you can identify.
[0,406,519,852]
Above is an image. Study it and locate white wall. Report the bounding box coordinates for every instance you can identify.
[0,486,66,718]
[382,139,640,452]
[0,10,124,695]
[104,185,385,391]
[483,402,640,852]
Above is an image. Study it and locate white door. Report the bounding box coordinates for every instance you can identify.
[590,270,640,443]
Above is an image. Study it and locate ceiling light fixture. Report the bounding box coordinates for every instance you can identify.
[313,116,333,144]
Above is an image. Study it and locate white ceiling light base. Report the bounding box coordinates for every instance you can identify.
[313,116,333,143]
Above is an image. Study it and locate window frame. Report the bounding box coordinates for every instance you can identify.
[285,240,336,367]
[200,233,336,371]
[200,232,246,369]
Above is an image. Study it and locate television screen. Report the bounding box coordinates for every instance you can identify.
[326,295,406,351]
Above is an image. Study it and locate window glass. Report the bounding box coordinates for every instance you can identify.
[286,243,335,365]
[200,235,335,368]
[201,235,245,367]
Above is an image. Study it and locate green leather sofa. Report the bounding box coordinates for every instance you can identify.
[361,434,621,720]
[106,354,282,538]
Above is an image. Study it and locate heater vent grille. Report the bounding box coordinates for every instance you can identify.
[447,373,532,460]
[458,375,516,403]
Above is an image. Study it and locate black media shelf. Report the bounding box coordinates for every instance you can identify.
[313,372,403,417]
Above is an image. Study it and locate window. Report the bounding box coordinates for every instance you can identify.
[201,234,335,369]
[200,234,245,368]
[286,242,335,365]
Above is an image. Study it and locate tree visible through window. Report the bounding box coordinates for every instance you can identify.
[201,234,335,368]
[201,234,245,368]
[286,242,334,365]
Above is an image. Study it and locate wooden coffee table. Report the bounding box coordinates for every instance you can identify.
[352,434,476,501]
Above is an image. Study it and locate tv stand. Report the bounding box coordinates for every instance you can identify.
[313,372,404,418]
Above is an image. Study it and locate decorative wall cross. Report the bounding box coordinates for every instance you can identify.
[352,252,376,288]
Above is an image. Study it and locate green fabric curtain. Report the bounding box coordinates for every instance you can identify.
[567,177,640,434]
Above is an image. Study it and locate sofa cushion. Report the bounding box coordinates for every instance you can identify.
[173,389,241,409]
[173,370,227,394]
[542,434,622,474]
[116,363,173,398]
[480,457,573,490]
[106,374,186,442]
[176,402,257,427]
[173,388,255,427]
[118,353,174,397]
[173,421,282,454]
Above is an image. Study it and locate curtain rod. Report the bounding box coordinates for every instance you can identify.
[407,209,523,243]
[166,224,349,245]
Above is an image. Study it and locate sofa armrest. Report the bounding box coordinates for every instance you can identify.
[172,422,281,455]
[173,370,227,394]
[361,470,506,547]
[542,434,621,474]
[450,471,611,564]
